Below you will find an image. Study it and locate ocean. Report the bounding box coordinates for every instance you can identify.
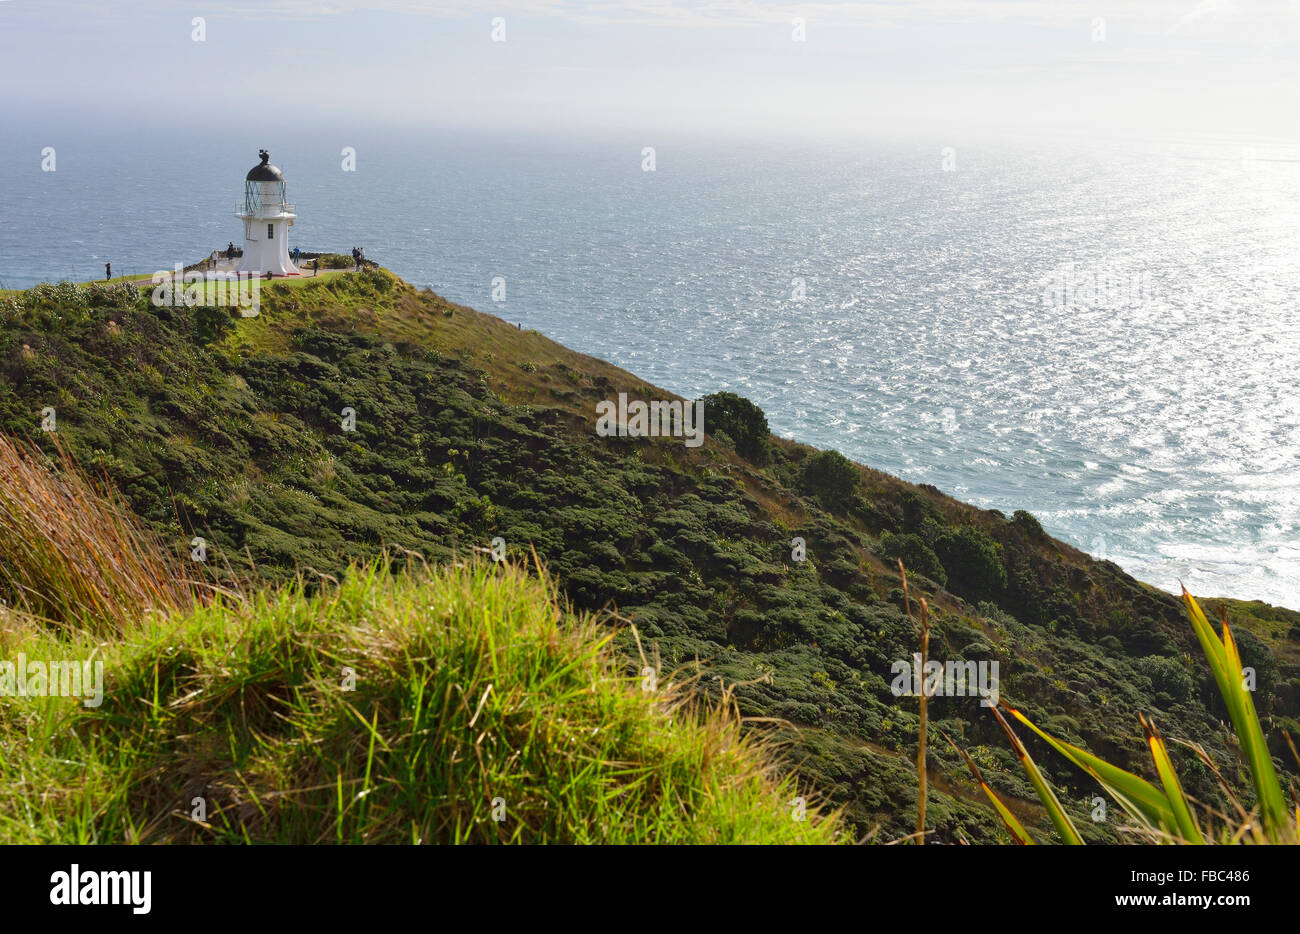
[3,125,1299,608]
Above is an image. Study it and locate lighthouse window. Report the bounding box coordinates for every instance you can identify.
[267,223,275,239]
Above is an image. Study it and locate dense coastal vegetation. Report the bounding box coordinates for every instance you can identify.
[1,269,1297,843]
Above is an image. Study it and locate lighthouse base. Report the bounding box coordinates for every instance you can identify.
[236,211,299,277]
[238,248,299,278]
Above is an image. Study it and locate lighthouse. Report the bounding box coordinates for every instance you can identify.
[236,150,299,277]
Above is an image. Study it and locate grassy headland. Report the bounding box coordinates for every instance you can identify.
[1,267,1296,843]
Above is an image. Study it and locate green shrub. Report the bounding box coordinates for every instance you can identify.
[1133,655,1195,703]
[901,491,944,534]
[314,253,356,269]
[699,391,769,464]
[800,448,859,509]
[875,532,947,587]
[359,265,393,291]
[932,526,1006,603]
[1098,635,1124,653]
[1012,509,1045,539]
[193,305,234,345]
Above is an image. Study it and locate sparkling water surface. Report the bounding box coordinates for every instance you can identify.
[3,127,1299,608]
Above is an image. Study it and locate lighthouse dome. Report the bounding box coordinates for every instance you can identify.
[246,149,284,182]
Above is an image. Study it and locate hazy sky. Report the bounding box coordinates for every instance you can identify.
[3,0,1300,142]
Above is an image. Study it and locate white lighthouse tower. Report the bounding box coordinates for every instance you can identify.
[236,150,299,277]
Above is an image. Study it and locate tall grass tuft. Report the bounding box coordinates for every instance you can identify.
[0,558,843,844]
[0,433,202,634]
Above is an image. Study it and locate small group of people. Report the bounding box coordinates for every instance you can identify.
[351,246,366,271]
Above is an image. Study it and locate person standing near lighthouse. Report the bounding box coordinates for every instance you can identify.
[235,150,299,277]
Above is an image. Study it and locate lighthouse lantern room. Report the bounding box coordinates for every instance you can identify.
[236,149,299,276]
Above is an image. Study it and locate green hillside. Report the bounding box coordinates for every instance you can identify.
[2,270,1297,843]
